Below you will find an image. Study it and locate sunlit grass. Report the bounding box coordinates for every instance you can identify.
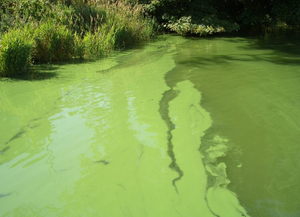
[0,0,155,77]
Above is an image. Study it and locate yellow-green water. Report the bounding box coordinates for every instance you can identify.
[0,32,300,217]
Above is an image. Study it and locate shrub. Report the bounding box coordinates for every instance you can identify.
[33,21,75,63]
[166,16,232,36]
[0,29,33,77]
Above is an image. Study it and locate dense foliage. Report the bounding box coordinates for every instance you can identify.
[0,0,154,77]
[141,0,300,35]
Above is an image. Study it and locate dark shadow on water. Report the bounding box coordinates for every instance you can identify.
[228,29,300,66]
[1,57,103,81]
[174,28,300,67]
[2,68,58,81]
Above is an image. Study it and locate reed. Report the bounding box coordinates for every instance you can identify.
[0,29,33,77]
[0,0,155,77]
[33,21,75,63]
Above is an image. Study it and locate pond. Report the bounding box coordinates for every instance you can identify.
[1,31,300,217]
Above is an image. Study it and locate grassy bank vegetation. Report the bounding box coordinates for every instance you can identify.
[1,0,299,77]
[0,0,154,77]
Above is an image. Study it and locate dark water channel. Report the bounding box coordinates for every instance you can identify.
[0,31,300,216]
[169,30,300,217]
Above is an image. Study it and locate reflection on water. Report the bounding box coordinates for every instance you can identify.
[1,32,300,216]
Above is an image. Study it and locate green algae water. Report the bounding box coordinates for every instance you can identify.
[1,31,300,217]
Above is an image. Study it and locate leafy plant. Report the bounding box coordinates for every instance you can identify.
[166,16,239,36]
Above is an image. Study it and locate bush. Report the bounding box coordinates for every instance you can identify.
[166,16,239,36]
[33,21,75,63]
[0,29,33,77]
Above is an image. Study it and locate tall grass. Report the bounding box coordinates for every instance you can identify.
[83,24,116,57]
[102,1,154,47]
[0,29,33,77]
[33,21,75,63]
[0,0,155,77]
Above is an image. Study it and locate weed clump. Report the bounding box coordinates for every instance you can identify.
[0,30,33,77]
[0,0,155,77]
[33,21,75,63]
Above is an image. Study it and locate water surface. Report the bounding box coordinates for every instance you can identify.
[1,32,300,217]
